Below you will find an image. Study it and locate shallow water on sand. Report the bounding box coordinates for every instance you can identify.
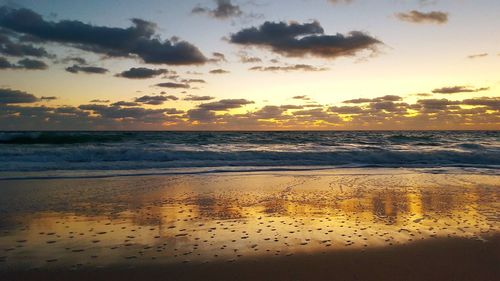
[0,168,498,269]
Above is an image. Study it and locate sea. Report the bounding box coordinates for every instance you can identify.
[0,131,498,179]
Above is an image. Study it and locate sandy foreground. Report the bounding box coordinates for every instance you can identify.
[0,168,498,280]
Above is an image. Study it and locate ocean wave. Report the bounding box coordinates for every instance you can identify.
[0,132,124,144]
[0,148,498,172]
[0,131,498,173]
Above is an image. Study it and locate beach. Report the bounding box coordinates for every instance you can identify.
[0,168,498,280]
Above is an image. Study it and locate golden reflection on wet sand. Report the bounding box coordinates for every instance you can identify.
[0,168,498,269]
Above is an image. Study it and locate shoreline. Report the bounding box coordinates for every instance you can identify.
[1,166,499,181]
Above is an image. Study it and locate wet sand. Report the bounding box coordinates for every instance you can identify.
[1,235,498,281]
[0,168,498,280]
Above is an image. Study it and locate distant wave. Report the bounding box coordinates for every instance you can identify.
[0,147,498,171]
[0,131,498,174]
[0,132,124,144]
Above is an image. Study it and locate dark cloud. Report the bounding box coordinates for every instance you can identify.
[462,97,500,110]
[40,96,57,101]
[0,55,13,68]
[181,78,206,84]
[90,99,110,103]
[230,21,381,59]
[0,103,167,130]
[110,101,139,107]
[198,99,253,111]
[187,108,216,122]
[370,101,409,113]
[66,64,108,74]
[61,56,87,65]
[432,86,489,94]
[280,104,304,110]
[0,34,52,58]
[156,82,190,89]
[16,58,47,69]
[0,56,47,70]
[396,10,448,24]
[209,68,230,74]
[329,105,366,114]
[116,67,168,79]
[413,93,432,97]
[184,95,215,101]
[252,105,286,119]
[192,0,242,19]
[208,52,227,63]
[467,53,488,59]
[417,98,459,112]
[249,64,328,72]
[343,95,402,103]
[134,94,178,105]
[293,95,311,100]
[79,104,183,120]
[0,88,38,104]
[291,108,331,118]
[0,7,207,65]
[2,94,499,130]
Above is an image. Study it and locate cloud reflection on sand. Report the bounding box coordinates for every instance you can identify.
[0,169,498,269]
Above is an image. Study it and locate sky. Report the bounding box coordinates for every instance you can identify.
[0,0,498,130]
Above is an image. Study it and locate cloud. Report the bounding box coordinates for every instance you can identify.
[40,96,57,101]
[432,86,489,94]
[462,97,500,110]
[110,101,139,107]
[0,55,13,68]
[252,105,287,119]
[209,68,230,74]
[0,88,38,103]
[0,56,48,69]
[187,108,216,122]
[198,99,253,111]
[417,98,459,112]
[413,93,432,97]
[192,0,242,19]
[343,95,402,103]
[156,82,190,89]
[0,32,52,58]
[116,67,168,79]
[184,95,215,101]
[181,78,206,84]
[329,105,366,114]
[208,52,227,63]
[249,64,328,72]
[90,99,110,103]
[66,64,108,74]
[61,56,87,65]
[134,94,178,105]
[0,7,207,65]
[293,95,311,100]
[17,58,48,69]
[79,104,183,120]
[0,103,184,130]
[229,21,381,59]
[467,53,488,59]
[395,10,448,24]
[239,54,262,63]
[2,93,499,130]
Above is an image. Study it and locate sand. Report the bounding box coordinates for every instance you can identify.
[0,168,498,280]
